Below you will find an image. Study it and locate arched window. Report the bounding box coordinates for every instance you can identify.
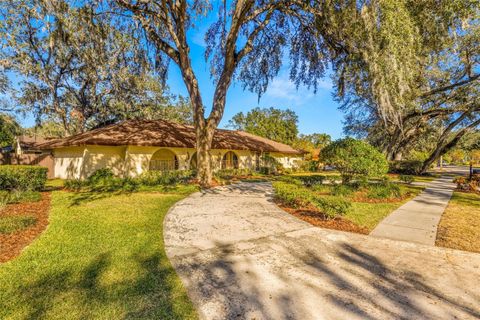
[222,151,239,169]
[150,149,178,171]
[190,152,197,170]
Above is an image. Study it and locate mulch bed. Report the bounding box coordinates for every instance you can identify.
[277,203,369,235]
[0,192,51,263]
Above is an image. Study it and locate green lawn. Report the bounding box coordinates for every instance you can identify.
[344,185,424,231]
[0,188,198,319]
[436,191,480,253]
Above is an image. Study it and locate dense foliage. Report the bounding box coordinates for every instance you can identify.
[64,168,196,192]
[0,166,47,191]
[0,0,192,134]
[331,0,479,170]
[321,138,389,182]
[228,107,299,145]
[0,114,20,148]
[273,180,351,219]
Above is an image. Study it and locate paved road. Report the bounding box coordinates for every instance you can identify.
[164,182,480,320]
[370,176,456,245]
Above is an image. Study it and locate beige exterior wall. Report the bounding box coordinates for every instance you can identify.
[271,152,303,169]
[52,145,302,179]
[53,147,85,179]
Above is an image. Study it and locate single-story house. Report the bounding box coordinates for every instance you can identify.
[37,119,304,179]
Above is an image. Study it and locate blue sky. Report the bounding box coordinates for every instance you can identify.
[8,11,346,139]
[165,31,345,139]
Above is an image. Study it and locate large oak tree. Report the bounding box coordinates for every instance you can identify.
[110,0,337,186]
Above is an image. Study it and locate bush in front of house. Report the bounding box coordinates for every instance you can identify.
[138,170,195,186]
[321,138,388,183]
[272,181,312,208]
[0,165,48,191]
[273,181,350,218]
[310,195,351,219]
[214,168,252,181]
[399,174,415,184]
[87,168,115,185]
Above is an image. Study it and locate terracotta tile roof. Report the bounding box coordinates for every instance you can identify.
[37,119,304,155]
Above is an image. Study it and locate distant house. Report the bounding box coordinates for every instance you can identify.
[38,119,304,179]
[0,135,47,155]
[0,135,55,178]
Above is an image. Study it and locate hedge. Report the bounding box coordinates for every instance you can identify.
[273,181,350,219]
[0,165,48,191]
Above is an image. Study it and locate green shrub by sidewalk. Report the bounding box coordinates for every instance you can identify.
[366,182,401,199]
[321,138,388,183]
[311,196,351,219]
[399,174,415,184]
[273,181,350,218]
[0,165,47,191]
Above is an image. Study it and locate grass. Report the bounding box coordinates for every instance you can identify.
[345,185,424,231]
[436,191,480,253]
[0,189,198,319]
[387,174,439,183]
[276,174,425,232]
[0,216,37,234]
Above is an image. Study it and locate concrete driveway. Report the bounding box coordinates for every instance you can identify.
[164,182,480,320]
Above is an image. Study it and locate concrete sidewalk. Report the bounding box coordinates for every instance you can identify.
[370,176,456,245]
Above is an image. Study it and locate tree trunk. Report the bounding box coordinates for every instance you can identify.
[420,116,480,173]
[196,126,214,187]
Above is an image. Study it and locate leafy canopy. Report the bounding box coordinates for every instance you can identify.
[0,114,20,148]
[228,107,298,145]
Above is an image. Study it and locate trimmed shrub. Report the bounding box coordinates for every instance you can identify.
[0,165,48,191]
[273,181,350,218]
[399,174,415,184]
[321,138,388,183]
[87,168,115,185]
[311,195,351,219]
[389,160,423,175]
[272,181,311,208]
[366,182,401,199]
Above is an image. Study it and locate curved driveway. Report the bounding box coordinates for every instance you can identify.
[164,182,480,320]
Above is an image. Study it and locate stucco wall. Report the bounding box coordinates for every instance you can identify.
[271,153,303,169]
[52,145,302,179]
[53,147,86,179]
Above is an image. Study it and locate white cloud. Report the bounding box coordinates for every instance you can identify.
[264,73,332,105]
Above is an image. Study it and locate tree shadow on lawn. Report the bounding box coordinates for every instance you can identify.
[14,252,194,320]
[176,241,480,319]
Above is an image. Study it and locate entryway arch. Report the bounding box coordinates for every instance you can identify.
[150,148,178,171]
[222,151,239,169]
